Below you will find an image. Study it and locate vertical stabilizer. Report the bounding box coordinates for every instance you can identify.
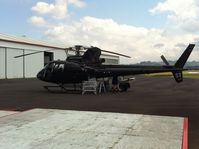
[175,44,195,68]
[172,44,195,83]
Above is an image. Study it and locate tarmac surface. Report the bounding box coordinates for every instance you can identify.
[0,109,185,149]
[0,76,199,148]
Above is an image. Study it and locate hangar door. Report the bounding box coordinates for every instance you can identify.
[7,48,23,78]
[0,48,5,79]
[25,50,43,78]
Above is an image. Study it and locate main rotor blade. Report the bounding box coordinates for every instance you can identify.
[14,48,74,58]
[81,46,131,58]
[100,49,131,58]
[14,51,46,58]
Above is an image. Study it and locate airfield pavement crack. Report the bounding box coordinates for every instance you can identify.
[109,115,144,149]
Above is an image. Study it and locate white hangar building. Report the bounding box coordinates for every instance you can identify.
[0,33,119,79]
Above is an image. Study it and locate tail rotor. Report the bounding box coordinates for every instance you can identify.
[160,44,195,83]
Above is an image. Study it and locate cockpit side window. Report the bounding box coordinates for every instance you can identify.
[45,62,65,73]
[60,64,65,69]
[57,64,65,72]
[53,63,65,72]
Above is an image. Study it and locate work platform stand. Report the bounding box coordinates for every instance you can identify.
[43,77,111,94]
[82,80,98,95]
[43,80,107,94]
[82,79,107,95]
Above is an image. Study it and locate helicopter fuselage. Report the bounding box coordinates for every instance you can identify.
[37,60,182,84]
[37,61,89,84]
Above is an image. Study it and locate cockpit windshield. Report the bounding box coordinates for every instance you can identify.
[46,62,65,72]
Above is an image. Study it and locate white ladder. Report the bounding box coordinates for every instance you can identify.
[82,79,98,95]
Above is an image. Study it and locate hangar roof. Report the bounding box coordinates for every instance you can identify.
[0,33,119,59]
[0,33,67,50]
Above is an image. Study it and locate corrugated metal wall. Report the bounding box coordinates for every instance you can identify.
[0,40,44,78]
[0,45,67,79]
[0,47,44,79]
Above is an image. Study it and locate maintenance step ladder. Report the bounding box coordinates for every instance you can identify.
[82,79,98,94]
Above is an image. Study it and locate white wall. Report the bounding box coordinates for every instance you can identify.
[52,50,66,61]
[7,48,23,78]
[0,48,5,79]
[25,50,44,78]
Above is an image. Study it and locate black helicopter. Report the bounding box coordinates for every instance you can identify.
[15,44,195,91]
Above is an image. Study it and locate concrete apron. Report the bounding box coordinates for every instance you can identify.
[0,109,186,149]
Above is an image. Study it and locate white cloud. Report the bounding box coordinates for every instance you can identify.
[32,2,55,14]
[68,0,86,7]
[150,0,199,34]
[44,16,198,63]
[31,0,86,19]
[150,0,199,19]
[32,0,67,19]
[28,16,48,27]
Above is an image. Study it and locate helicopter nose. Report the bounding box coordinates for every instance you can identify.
[37,69,44,80]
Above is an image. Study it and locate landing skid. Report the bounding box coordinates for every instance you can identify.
[43,84,82,93]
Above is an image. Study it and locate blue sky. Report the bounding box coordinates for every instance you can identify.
[0,0,37,37]
[0,0,198,62]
